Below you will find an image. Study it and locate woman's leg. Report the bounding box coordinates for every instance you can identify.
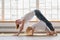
[34,9,57,35]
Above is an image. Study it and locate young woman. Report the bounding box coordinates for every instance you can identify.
[15,9,57,36]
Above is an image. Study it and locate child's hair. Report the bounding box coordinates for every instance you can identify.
[26,27,33,33]
[26,27,34,36]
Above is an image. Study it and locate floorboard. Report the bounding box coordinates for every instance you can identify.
[0,33,59,40]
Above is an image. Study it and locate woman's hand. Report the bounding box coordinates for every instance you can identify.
[15,19,25,36]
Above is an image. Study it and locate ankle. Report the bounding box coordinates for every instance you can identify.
[50,31,57,34]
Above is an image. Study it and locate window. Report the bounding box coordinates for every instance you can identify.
[0,0,2,20]
[0,0,36,21]
[0,0,60,21]
[39,0,60,21]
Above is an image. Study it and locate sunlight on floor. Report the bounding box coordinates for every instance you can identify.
[0,33,59,40]
[0,33,57,36]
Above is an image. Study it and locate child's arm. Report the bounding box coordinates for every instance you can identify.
[16,20,25,36]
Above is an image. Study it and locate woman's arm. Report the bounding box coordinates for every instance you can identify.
[16,20,25,36]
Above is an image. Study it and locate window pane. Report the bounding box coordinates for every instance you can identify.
[0,0,2,8]
[52,10,57,14]
[4,0,10,9]
[30,0,36,3]
[18,10,23,19]
[30,8,36,11]
[0,9,2,15]
[4,15,10,20]
[11,9,17,20]
[18,0,23,9]
[58,0,60,9]
[0,0,2,20]
[0,9,2,20]
[39,9,45,15]
[46,0,51,9]
[46,9,51,14]
[11,9,17,15]
[52,15,57,20]
[30,3,36,8]
[11,16,17,21]
[39,0,60,21]
[59,14,60,20]
[39,0,45,4]
[4,9,10,20]
[39,4,45,9]
[11,0,17,9]
[0,16,2,20]
[3,0,37,21]
[45,15,51,21]
[24,0,29,8]
[4,9,10,15]
[30,0,36,8]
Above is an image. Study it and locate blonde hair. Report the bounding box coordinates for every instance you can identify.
[26,27,33,33]
[26,27,34,36]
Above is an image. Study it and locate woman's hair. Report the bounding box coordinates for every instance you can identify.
[15,19,21,29]
[16,24,19,29]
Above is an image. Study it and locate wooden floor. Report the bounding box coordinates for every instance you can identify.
[0,33,59,40]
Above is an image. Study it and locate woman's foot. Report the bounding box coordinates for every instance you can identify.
[47,31,57,36]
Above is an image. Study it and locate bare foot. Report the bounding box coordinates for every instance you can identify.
[47,31,57,36]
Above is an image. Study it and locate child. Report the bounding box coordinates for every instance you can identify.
[15,9,57,36]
